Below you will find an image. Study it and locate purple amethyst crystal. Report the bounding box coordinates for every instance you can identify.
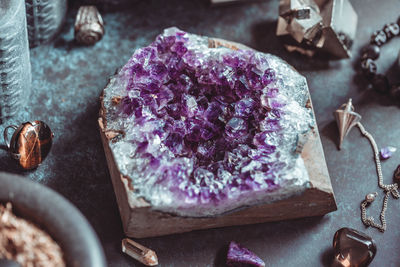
[380,146,396,160]
[226,241,265,267]
[103,27,313,217]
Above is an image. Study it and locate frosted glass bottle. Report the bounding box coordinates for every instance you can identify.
[0,0,32,122]
[25,0,67,47]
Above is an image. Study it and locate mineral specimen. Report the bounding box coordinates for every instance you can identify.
[102,27,313,217]
[277,0,358,58]
[226,241,265,267]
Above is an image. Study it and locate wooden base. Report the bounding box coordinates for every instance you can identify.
[98,38,337,238]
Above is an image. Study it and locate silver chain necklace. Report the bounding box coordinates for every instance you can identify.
[335,99,399,232]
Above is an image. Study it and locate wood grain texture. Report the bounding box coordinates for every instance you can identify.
[99,38,337,238]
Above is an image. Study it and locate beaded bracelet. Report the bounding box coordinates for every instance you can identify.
[360,17,400,99]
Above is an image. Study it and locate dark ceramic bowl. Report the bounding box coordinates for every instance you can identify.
[0,172,106,267]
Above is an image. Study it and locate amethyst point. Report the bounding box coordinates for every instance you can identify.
[226,241,265,267]
[380,146,396,160]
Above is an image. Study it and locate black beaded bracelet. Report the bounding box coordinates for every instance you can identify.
[360,17,400,99]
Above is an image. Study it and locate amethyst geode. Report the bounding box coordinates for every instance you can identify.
[102,28,313,217]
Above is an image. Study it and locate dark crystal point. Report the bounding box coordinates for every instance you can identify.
[226,241,265,267]
[371,30,387,46]
[393,165,400,185]
[360,59,377,79]
[332,228,376,267]
[9,121,54,170]
[372,74,390,93]
[361,45,380,60]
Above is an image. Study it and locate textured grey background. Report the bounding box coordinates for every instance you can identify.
[1,0,400,266]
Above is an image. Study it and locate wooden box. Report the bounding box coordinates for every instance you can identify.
[98,38,337,238]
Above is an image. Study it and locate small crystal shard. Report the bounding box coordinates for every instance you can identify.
[379,146,396,160]
[102,27,313,217]
[332,228,376,267]
[122,238,158,266]
[226,241,265,267]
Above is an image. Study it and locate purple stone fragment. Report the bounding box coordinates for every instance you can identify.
[380,146,396,160]
[262,68,276,86]
[226,241,265,267]
[225,117,248,139]
[234,98,256,118]
[165,132,185,155]
[205,102,222,122]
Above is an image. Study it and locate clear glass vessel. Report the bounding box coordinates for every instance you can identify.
[0,0,32,122]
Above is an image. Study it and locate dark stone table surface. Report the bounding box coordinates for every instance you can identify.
[1,0,400,266]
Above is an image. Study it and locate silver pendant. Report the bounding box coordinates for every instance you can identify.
[333,98,361,149]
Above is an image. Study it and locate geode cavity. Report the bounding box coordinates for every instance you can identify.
[102,27,313,217]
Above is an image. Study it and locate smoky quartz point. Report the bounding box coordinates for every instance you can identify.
[332,228,376,267]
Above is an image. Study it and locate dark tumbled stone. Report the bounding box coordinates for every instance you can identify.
[360,58,377,78]
[383,23,400,39]
[393,164,400,185]
[332,228,376,267]
[390,84,400,101]
[371,30,387,46]
[361,44,380,60]
[372,74,390,93]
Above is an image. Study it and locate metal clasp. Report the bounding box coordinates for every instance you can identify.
[3,125,18,150]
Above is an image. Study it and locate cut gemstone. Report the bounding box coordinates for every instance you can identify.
[103,27,313,217]
[226,241,265,267]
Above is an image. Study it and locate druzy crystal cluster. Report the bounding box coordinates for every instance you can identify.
[103,28,313,217]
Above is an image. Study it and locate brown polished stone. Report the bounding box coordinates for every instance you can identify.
[9,121,53,170]
[332,228,376,267]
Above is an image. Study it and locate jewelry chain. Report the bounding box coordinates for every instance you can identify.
[356,122,399,232]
